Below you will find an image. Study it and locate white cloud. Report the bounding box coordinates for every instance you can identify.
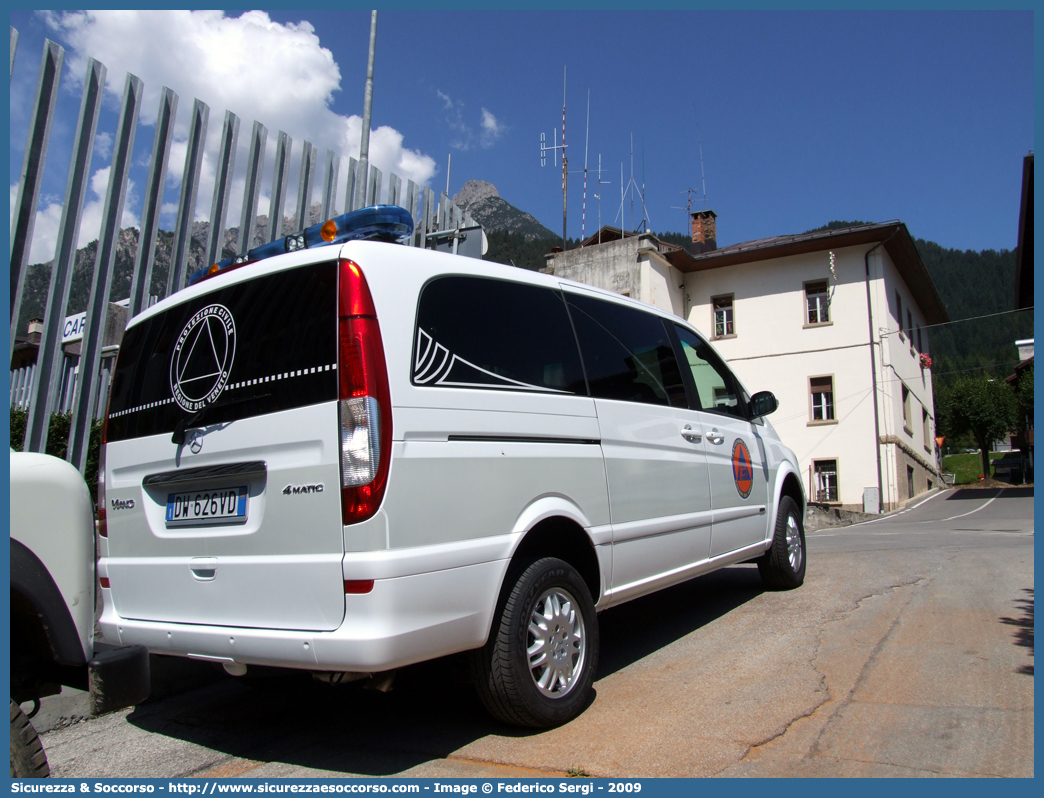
[480,108,505,148]
[41,10,436,230]
[94,131,113,160]
[436,88,472,152]
[17,167,140,265]
[436,89,505,152]
[78,166,141,249]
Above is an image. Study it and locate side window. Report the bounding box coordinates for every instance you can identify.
[673,324,745,418]
[565,293,686,407]
[413,276,585,394]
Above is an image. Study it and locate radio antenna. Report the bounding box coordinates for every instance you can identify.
[539,67,569,249]
[594,153,611,245]
[694,101,708,207]
[582,90,590,243]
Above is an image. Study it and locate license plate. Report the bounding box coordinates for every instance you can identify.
[166,486,248,527]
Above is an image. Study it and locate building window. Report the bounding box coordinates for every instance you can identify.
[923,407,932,452]
[907,465,915,498]
[902,383,911,433]
[907,310,914,345]
[813,459,839,503]
[916,325,923,353]
[712,295,734,338]
[896,291,904,340]
[809,375,835,422]
[805,280,830,325]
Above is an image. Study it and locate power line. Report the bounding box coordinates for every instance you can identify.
[919,306,1032,333]
[933,360,1024,377]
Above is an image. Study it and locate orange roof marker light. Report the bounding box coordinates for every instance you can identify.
[188,204,414,287]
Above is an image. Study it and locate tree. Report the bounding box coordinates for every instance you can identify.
[941,374,1018,478]
[1015,363,1034,428]
[9,408,103,503]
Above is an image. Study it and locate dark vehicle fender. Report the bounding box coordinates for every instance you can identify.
[10,538,87,668]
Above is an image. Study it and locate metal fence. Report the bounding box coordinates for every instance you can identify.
[9,28,474,471]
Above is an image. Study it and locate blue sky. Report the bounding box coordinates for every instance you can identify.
[8,9,1034,264]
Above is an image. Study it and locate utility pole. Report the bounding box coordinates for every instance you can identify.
[355,10,377,211]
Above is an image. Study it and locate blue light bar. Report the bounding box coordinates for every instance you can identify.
[188,204,414,286]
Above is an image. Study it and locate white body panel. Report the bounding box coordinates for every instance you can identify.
[99,239,803,673]
[10,451,96,660]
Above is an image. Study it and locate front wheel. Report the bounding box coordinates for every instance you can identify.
[471,557,598,728]
[757,495,806,590]
[10,699,49,778]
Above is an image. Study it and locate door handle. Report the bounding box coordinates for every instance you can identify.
[706,429,725,445]
[190,557,217,581]
[681,425,702,443]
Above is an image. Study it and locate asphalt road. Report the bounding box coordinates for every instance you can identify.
[39,487,1034,778]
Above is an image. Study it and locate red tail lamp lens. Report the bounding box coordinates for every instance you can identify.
[344,579,374,594]
[337,259,392,525]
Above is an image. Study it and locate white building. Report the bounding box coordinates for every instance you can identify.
[545,218,948,511]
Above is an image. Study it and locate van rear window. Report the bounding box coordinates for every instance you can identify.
[105,261,339,442]
[413,276,586,394]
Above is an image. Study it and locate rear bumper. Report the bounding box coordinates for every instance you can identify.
[88,642,151,715]
[99,559,505,673]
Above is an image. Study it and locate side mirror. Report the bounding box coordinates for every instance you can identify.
[750,391,778,418]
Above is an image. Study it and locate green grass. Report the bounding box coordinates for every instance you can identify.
[941,451,1008,485]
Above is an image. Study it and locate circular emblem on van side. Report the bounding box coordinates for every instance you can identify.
[732,439,754,499]
[170,304,236,412]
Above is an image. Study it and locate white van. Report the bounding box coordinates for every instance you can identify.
[98,208,806,728]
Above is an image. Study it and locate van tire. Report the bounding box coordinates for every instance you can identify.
[10,700,49,778]
[471,557,598,728]
[757,496,806,590]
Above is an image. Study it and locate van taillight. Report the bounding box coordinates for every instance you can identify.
[337,259,391,524]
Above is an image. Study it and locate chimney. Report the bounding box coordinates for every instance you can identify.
[27,318,43,344]
[690,210,717,254]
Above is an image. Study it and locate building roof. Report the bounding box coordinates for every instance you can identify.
[668,220,949,325]
[561,220,949,326]
[577,226,645,248]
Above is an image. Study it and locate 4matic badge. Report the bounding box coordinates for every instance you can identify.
[283,484,324,495]
[170,304,237,412]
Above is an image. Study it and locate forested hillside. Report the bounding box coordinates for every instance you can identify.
[483,224,1031,389]
[914,240,1030,383]
[17,216,1030,395]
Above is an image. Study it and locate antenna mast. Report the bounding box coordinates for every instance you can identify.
[641,136,647,232]
[595,154,610,245]
[694,102,707,207]
[540,68,569,250]
[581,90,590,243]
[697,101,705,205]
[561,67,567,249]
[616,133,651,234]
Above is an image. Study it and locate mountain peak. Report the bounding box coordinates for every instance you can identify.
[451,180,555,241]
[452,180,500,209]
